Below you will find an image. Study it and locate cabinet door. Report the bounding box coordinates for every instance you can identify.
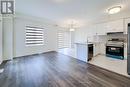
[115,19,124,32]
[107,19,124,32]
[85,26,96,43]
[93,43,100,56]
[96,23,107,35]
[89,25,97,36]
[76,44,88,62]
[99,43,106,55]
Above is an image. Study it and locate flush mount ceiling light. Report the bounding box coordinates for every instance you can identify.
[107,6,121,14]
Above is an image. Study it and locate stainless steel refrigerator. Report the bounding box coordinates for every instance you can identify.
[128,23,130,75]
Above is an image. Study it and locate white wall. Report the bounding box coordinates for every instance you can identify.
[0,16,3,63]
[75,25,96,43]
[1,14,58,60]
[2,16,14,60]
[13,16,58,57]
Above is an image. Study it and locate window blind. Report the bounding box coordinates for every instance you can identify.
[26,26,44,46]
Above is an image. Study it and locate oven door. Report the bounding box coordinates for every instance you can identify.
[106,46,124,59]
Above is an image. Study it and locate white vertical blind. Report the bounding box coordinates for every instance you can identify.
[58,30,71,49]
[25,26,44,46]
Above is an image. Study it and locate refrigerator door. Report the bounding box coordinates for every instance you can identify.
[127,23,130,75]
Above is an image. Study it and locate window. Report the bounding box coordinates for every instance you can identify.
[25,26,44,46]
[58,30,71,49]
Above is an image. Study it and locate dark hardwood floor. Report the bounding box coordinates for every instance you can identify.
[0,51,130,87]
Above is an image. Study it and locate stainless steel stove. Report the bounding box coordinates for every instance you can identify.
[106,38,124,60]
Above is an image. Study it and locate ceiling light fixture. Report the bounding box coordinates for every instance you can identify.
[107,6,121,14]
[69,20,77,32]
[69,28,75,32]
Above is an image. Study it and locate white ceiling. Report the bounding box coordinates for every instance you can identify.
[16,0,130,24]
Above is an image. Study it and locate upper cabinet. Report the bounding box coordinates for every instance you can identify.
[94,19,124,36]
[96,23,107,35]
[124,18,130,34]
[106,19,124,33]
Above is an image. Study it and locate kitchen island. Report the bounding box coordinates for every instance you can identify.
[75,43,93,62]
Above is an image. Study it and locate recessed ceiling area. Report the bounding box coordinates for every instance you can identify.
[16,0,130,25]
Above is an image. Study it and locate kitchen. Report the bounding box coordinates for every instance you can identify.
[58,18,130,77]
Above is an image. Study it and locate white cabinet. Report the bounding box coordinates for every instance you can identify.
[94,43,106,56]
[87,26,96,42]
[93,43,100,56]
[90,25,97,36]
[107,19,124,32]
[96,23,107,35]
[99,43,106,55]
[76,43,88,62]
[94,19,124,35]
[124,18,130,34]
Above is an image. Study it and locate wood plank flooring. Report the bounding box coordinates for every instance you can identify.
[0,51,130,87]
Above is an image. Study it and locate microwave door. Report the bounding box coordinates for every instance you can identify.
[127,23,130,75]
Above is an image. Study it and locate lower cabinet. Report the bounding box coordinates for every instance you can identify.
[93,43,100,56]
[99,43,106,55]
[94,43,106,57]
[76,43,88,62]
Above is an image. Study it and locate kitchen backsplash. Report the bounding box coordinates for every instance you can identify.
[107,34,127,43]
[93,34,127,43]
